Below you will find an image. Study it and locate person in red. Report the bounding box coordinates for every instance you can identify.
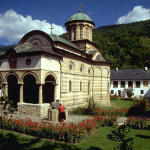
[58,103,66,122]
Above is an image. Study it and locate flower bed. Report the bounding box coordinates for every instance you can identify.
[96,107,130,116]
[0,115,117,143]
[127,116,150,130]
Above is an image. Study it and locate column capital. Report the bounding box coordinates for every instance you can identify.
[2,82,7,85]
[18,82,24,85]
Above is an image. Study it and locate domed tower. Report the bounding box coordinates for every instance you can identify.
[65,5,95,42]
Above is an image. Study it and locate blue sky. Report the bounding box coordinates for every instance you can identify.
[0,0,150,45]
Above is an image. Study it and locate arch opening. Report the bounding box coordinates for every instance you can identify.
[23,74,38,104]
[43,75,56,104]
[7,75,19,108]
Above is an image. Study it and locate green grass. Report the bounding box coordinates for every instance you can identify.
[0,127,150,150]
[101,99,137,110]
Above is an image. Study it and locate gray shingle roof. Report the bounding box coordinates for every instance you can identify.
[0,46,63,57]
[49,34,80,50]
[95,54,106,62]
[111,69,150,80]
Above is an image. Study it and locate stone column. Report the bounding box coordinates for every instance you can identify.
[39,84,43,104]
[3,83,8,96]
[76,25,80,40]
[19,83,24,103]
[54,84,59,102]
[71,28,74,41]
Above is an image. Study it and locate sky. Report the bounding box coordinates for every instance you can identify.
[0,0,150,45]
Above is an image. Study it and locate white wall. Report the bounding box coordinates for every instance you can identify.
[41,55,60,71]
[110,80,150,98]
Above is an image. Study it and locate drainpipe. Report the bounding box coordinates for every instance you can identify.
[59,59,62,100]
[92,65,94,99]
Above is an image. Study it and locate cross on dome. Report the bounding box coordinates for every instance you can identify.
[49,24,54,34]
[78,3,83,13]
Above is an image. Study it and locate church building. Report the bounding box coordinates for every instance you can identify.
[0,8,111,118]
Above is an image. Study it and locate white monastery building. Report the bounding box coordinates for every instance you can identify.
[110,68,150,99]
[0,7,111,119]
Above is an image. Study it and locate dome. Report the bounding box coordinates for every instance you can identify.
[67,13,92,22]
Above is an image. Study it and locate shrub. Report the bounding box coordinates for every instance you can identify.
[110,95,120,100]
[127,91,134,98]
[107,125,134,150]
[126,97,150,116]
[127,116,150,130]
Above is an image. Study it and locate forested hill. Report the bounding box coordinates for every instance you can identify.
[0,19,150,70]
[0,45,16,52]
[60,19,150,70]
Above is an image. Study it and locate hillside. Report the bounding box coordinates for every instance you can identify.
[60,19,150,70]
[0,45,16,52]
[0,19,150,70]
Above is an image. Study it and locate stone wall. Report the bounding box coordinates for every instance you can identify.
[17,103,50,119]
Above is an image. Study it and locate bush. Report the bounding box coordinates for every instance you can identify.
[126,97,150,116]
[127,116,150,130]
[110,95,120,100]
[127,91,134,98]
[107,125,134,150]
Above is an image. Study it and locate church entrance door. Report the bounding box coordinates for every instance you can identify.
[43,75,56,104]
[7,75,19,108]
[23,74,38,104]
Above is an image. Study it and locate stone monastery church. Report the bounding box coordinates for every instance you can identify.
[0,8,111,118]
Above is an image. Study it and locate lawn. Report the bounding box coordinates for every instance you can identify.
[1,127,150,150]
[101,99,137,110]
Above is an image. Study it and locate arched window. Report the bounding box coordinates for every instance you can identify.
[80,26,83,39]
[74,28,76,40]
[86,27,89,39]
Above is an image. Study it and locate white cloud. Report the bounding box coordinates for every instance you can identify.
[0,9,66,44]
[116,6,150,24]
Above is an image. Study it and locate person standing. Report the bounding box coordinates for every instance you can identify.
[58,103,66,122]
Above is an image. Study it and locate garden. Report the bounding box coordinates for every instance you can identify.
[0,95,150,149]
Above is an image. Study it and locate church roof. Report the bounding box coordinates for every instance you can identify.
[49,34,80,50]
[67,12,92,22]
[111,69,150,80]
[95,54,107,62]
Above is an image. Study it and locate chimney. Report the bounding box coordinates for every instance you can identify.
[145,67,148,71]
[116,68,118,71]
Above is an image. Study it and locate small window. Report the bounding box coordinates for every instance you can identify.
[113,81,118,88]
[128,81,133,88]
[69,64,72,70]
[111,90,114,94]
[80,81,82,91]
[136,81,140,88]
[26,58,31,65]
[80,66,83,72]
[141,90,144,94]
[143,81,148,87]
[121,81,125,88]
[69,81,72,92]
[88,81,90,94]
[88,68,90,74]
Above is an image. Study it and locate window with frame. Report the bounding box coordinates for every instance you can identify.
[141,90,144,94]
[69,81,72,92]
[121,81,125,88]
[143,81,148,87]
[128,81,133,88]
[113,81,118,88]
[136,81,140,88]
[80,81,82,91]
[111,90,114,94]
[69,64,72,70]
[74,28,76,40]
[80,66,83,72]
[88,81,90,94]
